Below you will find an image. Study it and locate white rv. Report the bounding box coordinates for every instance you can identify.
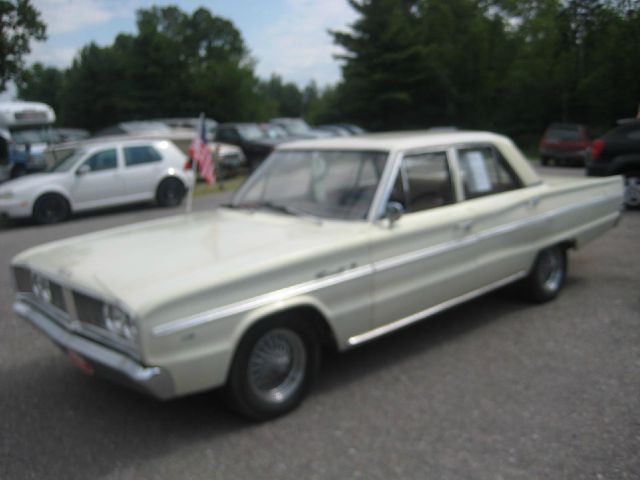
[0,100,58,182]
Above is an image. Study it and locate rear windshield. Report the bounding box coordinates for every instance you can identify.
[546,125,583,141]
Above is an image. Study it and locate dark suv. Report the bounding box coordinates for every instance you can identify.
[587,120,640,208]
[539,123,592,166]
[214,123,284,169]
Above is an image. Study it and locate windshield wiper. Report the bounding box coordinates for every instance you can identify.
[224,202,322,223]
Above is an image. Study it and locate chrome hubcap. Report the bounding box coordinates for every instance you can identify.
[247,329,306,404]
[624,176,640,207]
[538,249,563,292]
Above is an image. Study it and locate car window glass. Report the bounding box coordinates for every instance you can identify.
[217,128,238,142]
[458,147,519,199]
[82,149,117,172]
[390,151,454,213]
[124,146,162,166]
[235,150,387,220]
[627,128,640,140]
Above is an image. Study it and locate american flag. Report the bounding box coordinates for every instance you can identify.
[188,113,215,185]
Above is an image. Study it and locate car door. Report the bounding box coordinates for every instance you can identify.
[121,144,164,200]
[369,149,480,329]
[71,148,126,210]
[453,144,546,284]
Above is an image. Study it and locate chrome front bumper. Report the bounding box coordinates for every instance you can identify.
[13,299,175,400]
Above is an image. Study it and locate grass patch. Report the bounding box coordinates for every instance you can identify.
[193,175,247,197]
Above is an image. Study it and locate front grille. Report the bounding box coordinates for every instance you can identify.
[12,267,32,292]
[50,282,66,312]
[73,292,104,328]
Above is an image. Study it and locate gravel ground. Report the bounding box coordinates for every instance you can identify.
[1,168,638,480]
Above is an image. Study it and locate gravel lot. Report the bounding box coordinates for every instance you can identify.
[1,168,638,480]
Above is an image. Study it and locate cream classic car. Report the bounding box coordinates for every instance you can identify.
[11,131,623,419]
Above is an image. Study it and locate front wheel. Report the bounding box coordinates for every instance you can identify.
[519,246,567,303]
[32,193,70,224]
[623,172,640,209]
[225,320,319,420]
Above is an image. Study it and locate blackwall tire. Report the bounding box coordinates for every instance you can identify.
[225,319,319,421]
[156,178,186,207]
[623,172,640,210]
[519,246,567,303]
[32,193,70,224]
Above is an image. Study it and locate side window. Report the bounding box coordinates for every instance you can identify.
[82,149,117,172]
[390,151,454,213]
[457,147,519,199]
[124,146,162,167]
[217,128,238,143]
[626,127,640,140]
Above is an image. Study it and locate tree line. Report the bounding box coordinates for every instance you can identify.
[12,1,640,145]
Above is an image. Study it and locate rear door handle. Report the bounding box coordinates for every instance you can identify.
[529,196,541,207]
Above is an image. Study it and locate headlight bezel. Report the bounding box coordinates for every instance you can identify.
[31,272,52,303]
[102,303,138,342]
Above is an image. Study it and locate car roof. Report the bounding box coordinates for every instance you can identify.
[277,130,508,152]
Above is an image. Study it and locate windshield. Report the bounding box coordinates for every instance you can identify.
[46,149,85,173]
[238,124,266,140]
[10,125,60,144]
[231,150,388,220]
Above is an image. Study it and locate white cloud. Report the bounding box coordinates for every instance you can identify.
[254,0,357,86]
[28,43,78,67]
[33,0,120,34]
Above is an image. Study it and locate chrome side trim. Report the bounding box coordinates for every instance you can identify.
[373,193,620,272]
[347,271,527,346]
[152,193,619,337]
[152,264,375,337]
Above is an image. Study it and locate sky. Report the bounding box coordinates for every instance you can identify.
[3,0,358,100]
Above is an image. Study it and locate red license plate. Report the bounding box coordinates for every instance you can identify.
[67,350,94,375]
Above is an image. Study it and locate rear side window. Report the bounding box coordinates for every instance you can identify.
[83,149,117,172]
[124,146,162,166]
[457,147,520,199]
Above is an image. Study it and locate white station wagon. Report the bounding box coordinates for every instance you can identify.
[0,138,194,223]
[11,131,623,419]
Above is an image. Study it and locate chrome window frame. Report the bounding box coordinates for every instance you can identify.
[369,145,460,221]
[452,142,525,201]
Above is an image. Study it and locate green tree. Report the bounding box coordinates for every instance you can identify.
[16,62,63,112]
[0,0,46,91]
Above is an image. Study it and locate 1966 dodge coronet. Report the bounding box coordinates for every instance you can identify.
[11,131,623,419]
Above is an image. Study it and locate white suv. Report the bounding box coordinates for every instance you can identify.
[0,138,194,224]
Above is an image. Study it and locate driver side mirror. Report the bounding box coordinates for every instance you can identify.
[385,201,404,227]
[76,164,90,176]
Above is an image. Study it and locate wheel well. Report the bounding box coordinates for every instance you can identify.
[33,192,71,211]
[157,176,185,190]
[558,239,576,251]
[249,306,338,351]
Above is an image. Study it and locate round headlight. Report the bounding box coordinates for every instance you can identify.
[32,273,51,303]
[102,304,137,341]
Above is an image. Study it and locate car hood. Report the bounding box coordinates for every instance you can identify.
[0,172,66,192]
[13,208,369,315]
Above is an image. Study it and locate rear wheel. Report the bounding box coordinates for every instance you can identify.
[156,178,185,207]
[225,318,319,420]
[518,246,567,303]
[623,171,640,209]
[32,193,70,224]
